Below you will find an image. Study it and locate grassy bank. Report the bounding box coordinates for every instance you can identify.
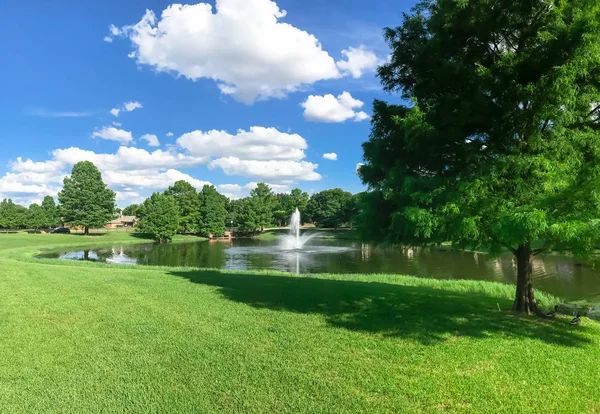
[1,233,599,412]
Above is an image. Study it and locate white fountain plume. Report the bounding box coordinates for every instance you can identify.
[280,208,318,250]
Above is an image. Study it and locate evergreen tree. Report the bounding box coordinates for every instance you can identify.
[41,196,60,228]
[26,203,45,231]
[360,0,600,313]
[250,183,275,231]
[165,180,202,234]
[198,185,227,236]
[136,193,181,243]
[58,161,116,235]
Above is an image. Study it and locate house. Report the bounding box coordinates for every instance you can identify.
[106,214,137,229]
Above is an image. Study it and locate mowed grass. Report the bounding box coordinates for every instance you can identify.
[1,234,600,413]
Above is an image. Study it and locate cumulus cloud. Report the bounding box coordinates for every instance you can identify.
[166,132,174,137]
[141,133,160,147]
[323,153,338,161]
[301,91,369,123]
[112,121,122,127]
[110,101,142,117]
[208,157,321,182]
[356,163,364,173]
[106,0,343,104]
[217,182,290,199]
[92,126,134,144]
[177,127,307,161]
[336,45,383,78]
[52,146,207,172]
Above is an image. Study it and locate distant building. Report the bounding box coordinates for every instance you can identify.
[106,214,137,229]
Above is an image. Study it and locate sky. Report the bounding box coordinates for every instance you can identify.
[0,0,413,207]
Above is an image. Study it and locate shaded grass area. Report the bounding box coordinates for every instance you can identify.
[1,233,600,412]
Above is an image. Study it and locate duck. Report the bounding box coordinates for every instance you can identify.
[545,305,559,318]
[570,313,581,325]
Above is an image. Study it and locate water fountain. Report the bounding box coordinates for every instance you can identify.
[280,208,318,250]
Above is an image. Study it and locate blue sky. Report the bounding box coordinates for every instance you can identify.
[0,0,412,207]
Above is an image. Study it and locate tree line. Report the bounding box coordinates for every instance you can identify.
[0,160,358,242]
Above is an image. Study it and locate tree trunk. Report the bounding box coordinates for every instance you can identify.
[84,226,89,236]
[512,244,537,314]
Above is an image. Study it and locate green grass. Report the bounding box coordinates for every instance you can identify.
[1,233,600,413]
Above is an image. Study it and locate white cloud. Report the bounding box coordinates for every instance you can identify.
[10,157,63,173]
[103,168,211,190]
[28,108,91,118]
[323,153,338,161]
[301,91,369,123]
[177,126,306,161]
[112,121,122,127]
[141,134,160,147]
[103,36,113,43]
[356,163,364,173]
[107,0,342,104]
[92,127,134,144]
[209,157,321,182]
[123,101,143,112]
[166,132,174,137]
[52,146,207,172]
[217,182,290,199]
[336,45,383,79]
[110,101,142,117]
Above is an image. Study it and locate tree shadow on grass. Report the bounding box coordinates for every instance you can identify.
[169,270,594,347]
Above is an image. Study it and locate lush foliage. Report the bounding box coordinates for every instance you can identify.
[58,161,116,235]
[165,180,202,234]
[41,196,60,228]
[250,183,276,231]
[306,189,354,228]
[359,0,600,313]
[121,204,140,217]
[136,192,181,243]
[0,199,27,229]
[25,204,45,230]
[1,233,599,412]
[198,185,227,236]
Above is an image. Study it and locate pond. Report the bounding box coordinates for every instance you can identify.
[38,236,600,301]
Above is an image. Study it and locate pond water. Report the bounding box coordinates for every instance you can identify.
[38,236,600,301]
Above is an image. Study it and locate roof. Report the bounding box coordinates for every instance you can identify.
[107,216,137,224]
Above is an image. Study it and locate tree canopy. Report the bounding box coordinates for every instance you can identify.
[58,161,116,235]
[359,0,600,313]
[165,180,202,234]
[306,189,354,228]
[198,185,227,236]
[41,196,60,228]
[136,192,181,243]
[250,183,275,231]
[122,204,140,217]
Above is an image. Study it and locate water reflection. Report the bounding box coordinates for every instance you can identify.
[38,239,600,301]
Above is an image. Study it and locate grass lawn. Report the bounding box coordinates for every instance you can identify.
[1,233,600,413]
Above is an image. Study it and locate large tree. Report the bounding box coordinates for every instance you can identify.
[26,204,46,231]
[359,0,600,313]
[41,196,60,228]
[58,161,116,235]
[250,183,275,231]
[136,193,181,243]
[198,185,227,236]
[306,189,354,228]
[165,180,202,234]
